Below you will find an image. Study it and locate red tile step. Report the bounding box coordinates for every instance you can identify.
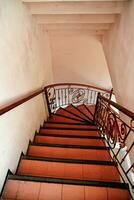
[66,104,92,122]
[40,128,101,137]
[56,107,87,123]
[2,179,130,200]
[17,159,120,182]
[77,104,95,121]
[28,145,111,161]
[48,114,86,124]
[34,135,105,147]
[43,122,96,130]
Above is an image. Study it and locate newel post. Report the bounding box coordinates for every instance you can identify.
[109,88,113,100]
[93,92,100,124]
[44,88,52,117]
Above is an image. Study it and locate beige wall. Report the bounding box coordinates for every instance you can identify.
[49,31,112,90]
[103,1,134,112]
[0,0,53,192]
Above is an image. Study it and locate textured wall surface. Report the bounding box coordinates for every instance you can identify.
[49,31,112,90]
[0,0,53,192]
[103,1,134,112]
[103,0,134,172]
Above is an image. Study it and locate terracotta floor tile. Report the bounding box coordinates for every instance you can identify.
[44,123,95,129]
[66,105,88,120]
[39,183,62,200]
[48,115,79,123]
[96,150,110,161]
[28,160,48,176]
[78,106,93,120]
[17,160,31,175]
[100,166,120,182]
[65,148,84,159]
[83,165,120,182]
[16,181,40,200]
[64,163,83,179]
[57,110,81,121]
[2,180,20,199]
[46,162,65,178]
[107,188,130,200]
[36,137,104,147]
[83,164,101,180]
[85,186,107,200]
[40,129,99,137]
[18,160,48,177]
[62,184,84,200]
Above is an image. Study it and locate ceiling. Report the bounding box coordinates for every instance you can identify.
[22,0,128,36]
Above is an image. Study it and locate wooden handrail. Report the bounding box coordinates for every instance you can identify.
[100,95,134,120]
[44,83,112,94]
[0,83,112,117]
[0,88,44,116]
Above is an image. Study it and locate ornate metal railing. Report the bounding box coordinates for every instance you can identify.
[94,93,134,198]
[44,83,112,116]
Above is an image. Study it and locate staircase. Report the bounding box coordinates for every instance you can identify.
[1,104,130,200]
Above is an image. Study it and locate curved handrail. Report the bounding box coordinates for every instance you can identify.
[0,83,112,117]
[44,82,112,93]
[0,88,44,116]
[44,83,112,115]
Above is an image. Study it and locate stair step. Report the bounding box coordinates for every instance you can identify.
[56,107,88,123]
[21,155,117,166]
[70,104,93,122]
[2,179,130,200]
[48,114,87,124]
[44,121,96,129]
[28,145,111,161]
[7,175,129,189]
[77,104,95,120]
[40,128,100,137]
[17,159,120,182]
[30,142,109,150]
[34,135,105,147]
[36,133,103,139]
[66,104,91,122]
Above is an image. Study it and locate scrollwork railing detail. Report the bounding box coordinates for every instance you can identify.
[45,83,111,114]
[94,94,134,196]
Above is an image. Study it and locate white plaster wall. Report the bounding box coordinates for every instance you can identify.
[103,1,134,181]
[0,0,53,192]
[103,1,134,112]
[49,31,112,90]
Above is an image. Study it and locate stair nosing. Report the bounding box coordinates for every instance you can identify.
[21,155,117,166]
[30,142,109,150]
[52,113,86,123]
[44,121,95,126]
[41,127,98,131]
[36,133,104,140]
[72,104,93,122]
[59,107,90,123]
[8,174,129,189]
